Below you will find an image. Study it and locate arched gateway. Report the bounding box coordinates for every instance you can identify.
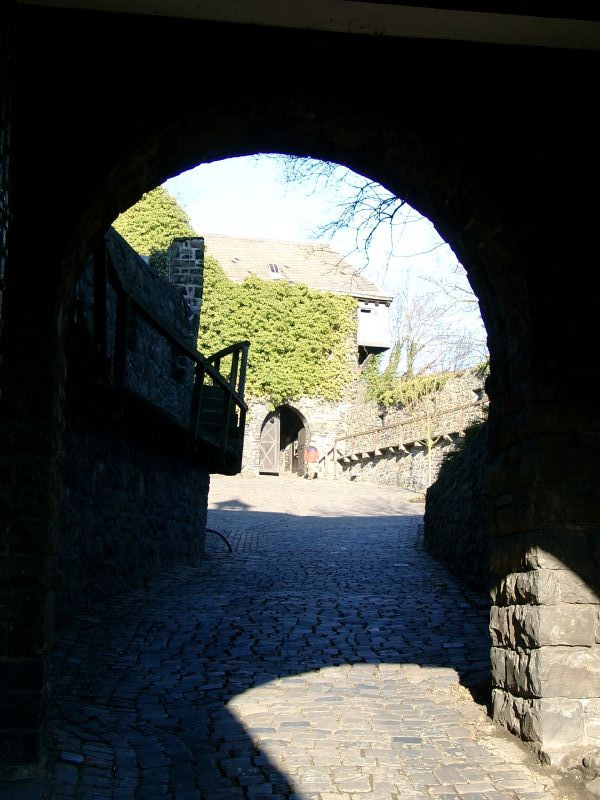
[1,0,599,775]
[259,406,308,477]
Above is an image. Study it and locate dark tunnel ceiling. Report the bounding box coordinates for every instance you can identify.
[18,0,600,50]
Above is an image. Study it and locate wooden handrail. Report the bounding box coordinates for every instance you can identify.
[207,340,251,364]
[95,241,249,469]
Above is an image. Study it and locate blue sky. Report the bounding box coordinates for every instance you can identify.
[163,155,487,367]
[163,155,457,298]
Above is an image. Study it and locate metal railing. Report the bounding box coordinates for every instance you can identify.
[93,240,249,470]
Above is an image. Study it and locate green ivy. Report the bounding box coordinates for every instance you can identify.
[114,188,358,406]
[199,256,357,407]
[113,187,195,276]
[364,353,453,409]
[363,345,401,406]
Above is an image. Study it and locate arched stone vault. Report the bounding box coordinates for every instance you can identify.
[1,1,599,771]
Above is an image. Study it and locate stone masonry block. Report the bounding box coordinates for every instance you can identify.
[489,530,600,589]
[530,646,600,698]
[491,688,526,738]
[489,606,511,647]
[491,568,600,605]
[491,646,600,698]
[490,604,597,648]
[490,647,526,694]
[490,646,506,688]
[584,698,600,745]
[518,605,597,648]
[522,697,586,753]
[493,688,587,760]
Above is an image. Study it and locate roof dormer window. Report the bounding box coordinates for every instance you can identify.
[268,263,281,279]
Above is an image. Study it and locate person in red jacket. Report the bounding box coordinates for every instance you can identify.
[303,443,319,480]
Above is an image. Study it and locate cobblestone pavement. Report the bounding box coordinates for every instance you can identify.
[2,476,589,799]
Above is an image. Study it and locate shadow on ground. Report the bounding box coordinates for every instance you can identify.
[5,504,528,800]
[13,505,507,800]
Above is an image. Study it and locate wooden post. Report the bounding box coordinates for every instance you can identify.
[190,361,205,441]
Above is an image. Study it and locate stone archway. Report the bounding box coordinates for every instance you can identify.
[2,3,599,771]
[259,406,309,477]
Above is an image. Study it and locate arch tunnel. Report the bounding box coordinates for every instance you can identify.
[1,0,599,773]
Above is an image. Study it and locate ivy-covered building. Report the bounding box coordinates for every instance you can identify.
[170,234,393,477]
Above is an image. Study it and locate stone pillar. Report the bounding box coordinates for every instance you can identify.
[0,0,52,775]
[488,387,600,766]
[0,252,64,775]
[0,321,62,772]
[0,4,66,769]
[168,236,204,320]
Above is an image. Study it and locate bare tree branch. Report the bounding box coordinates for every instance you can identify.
[268,154,489,373]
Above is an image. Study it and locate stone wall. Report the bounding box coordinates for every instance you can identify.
[487,398,600,767]
[490,577,600,767]
[75,229,199,428]
[336,372,487,491]
[243,396,350,478]
[338,438,455,492]
[57,424,208,619]
[345,370,486,434]
[423,422,490,591]
[425,409,600,768]
[57,228,210,620]
[242,374,486,488]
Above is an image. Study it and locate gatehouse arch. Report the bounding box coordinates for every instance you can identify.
[2,1,599,772]
[259,405,309,477]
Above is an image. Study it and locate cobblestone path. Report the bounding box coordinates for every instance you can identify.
[6,476,587,799]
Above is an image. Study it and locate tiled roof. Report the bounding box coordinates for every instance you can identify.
[202,234,392,303]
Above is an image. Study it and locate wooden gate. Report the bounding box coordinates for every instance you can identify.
[259,412,280,474]
[296,427,307,475]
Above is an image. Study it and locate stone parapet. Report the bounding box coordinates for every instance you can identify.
[338,438,454,493]
[338,371,487,492]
